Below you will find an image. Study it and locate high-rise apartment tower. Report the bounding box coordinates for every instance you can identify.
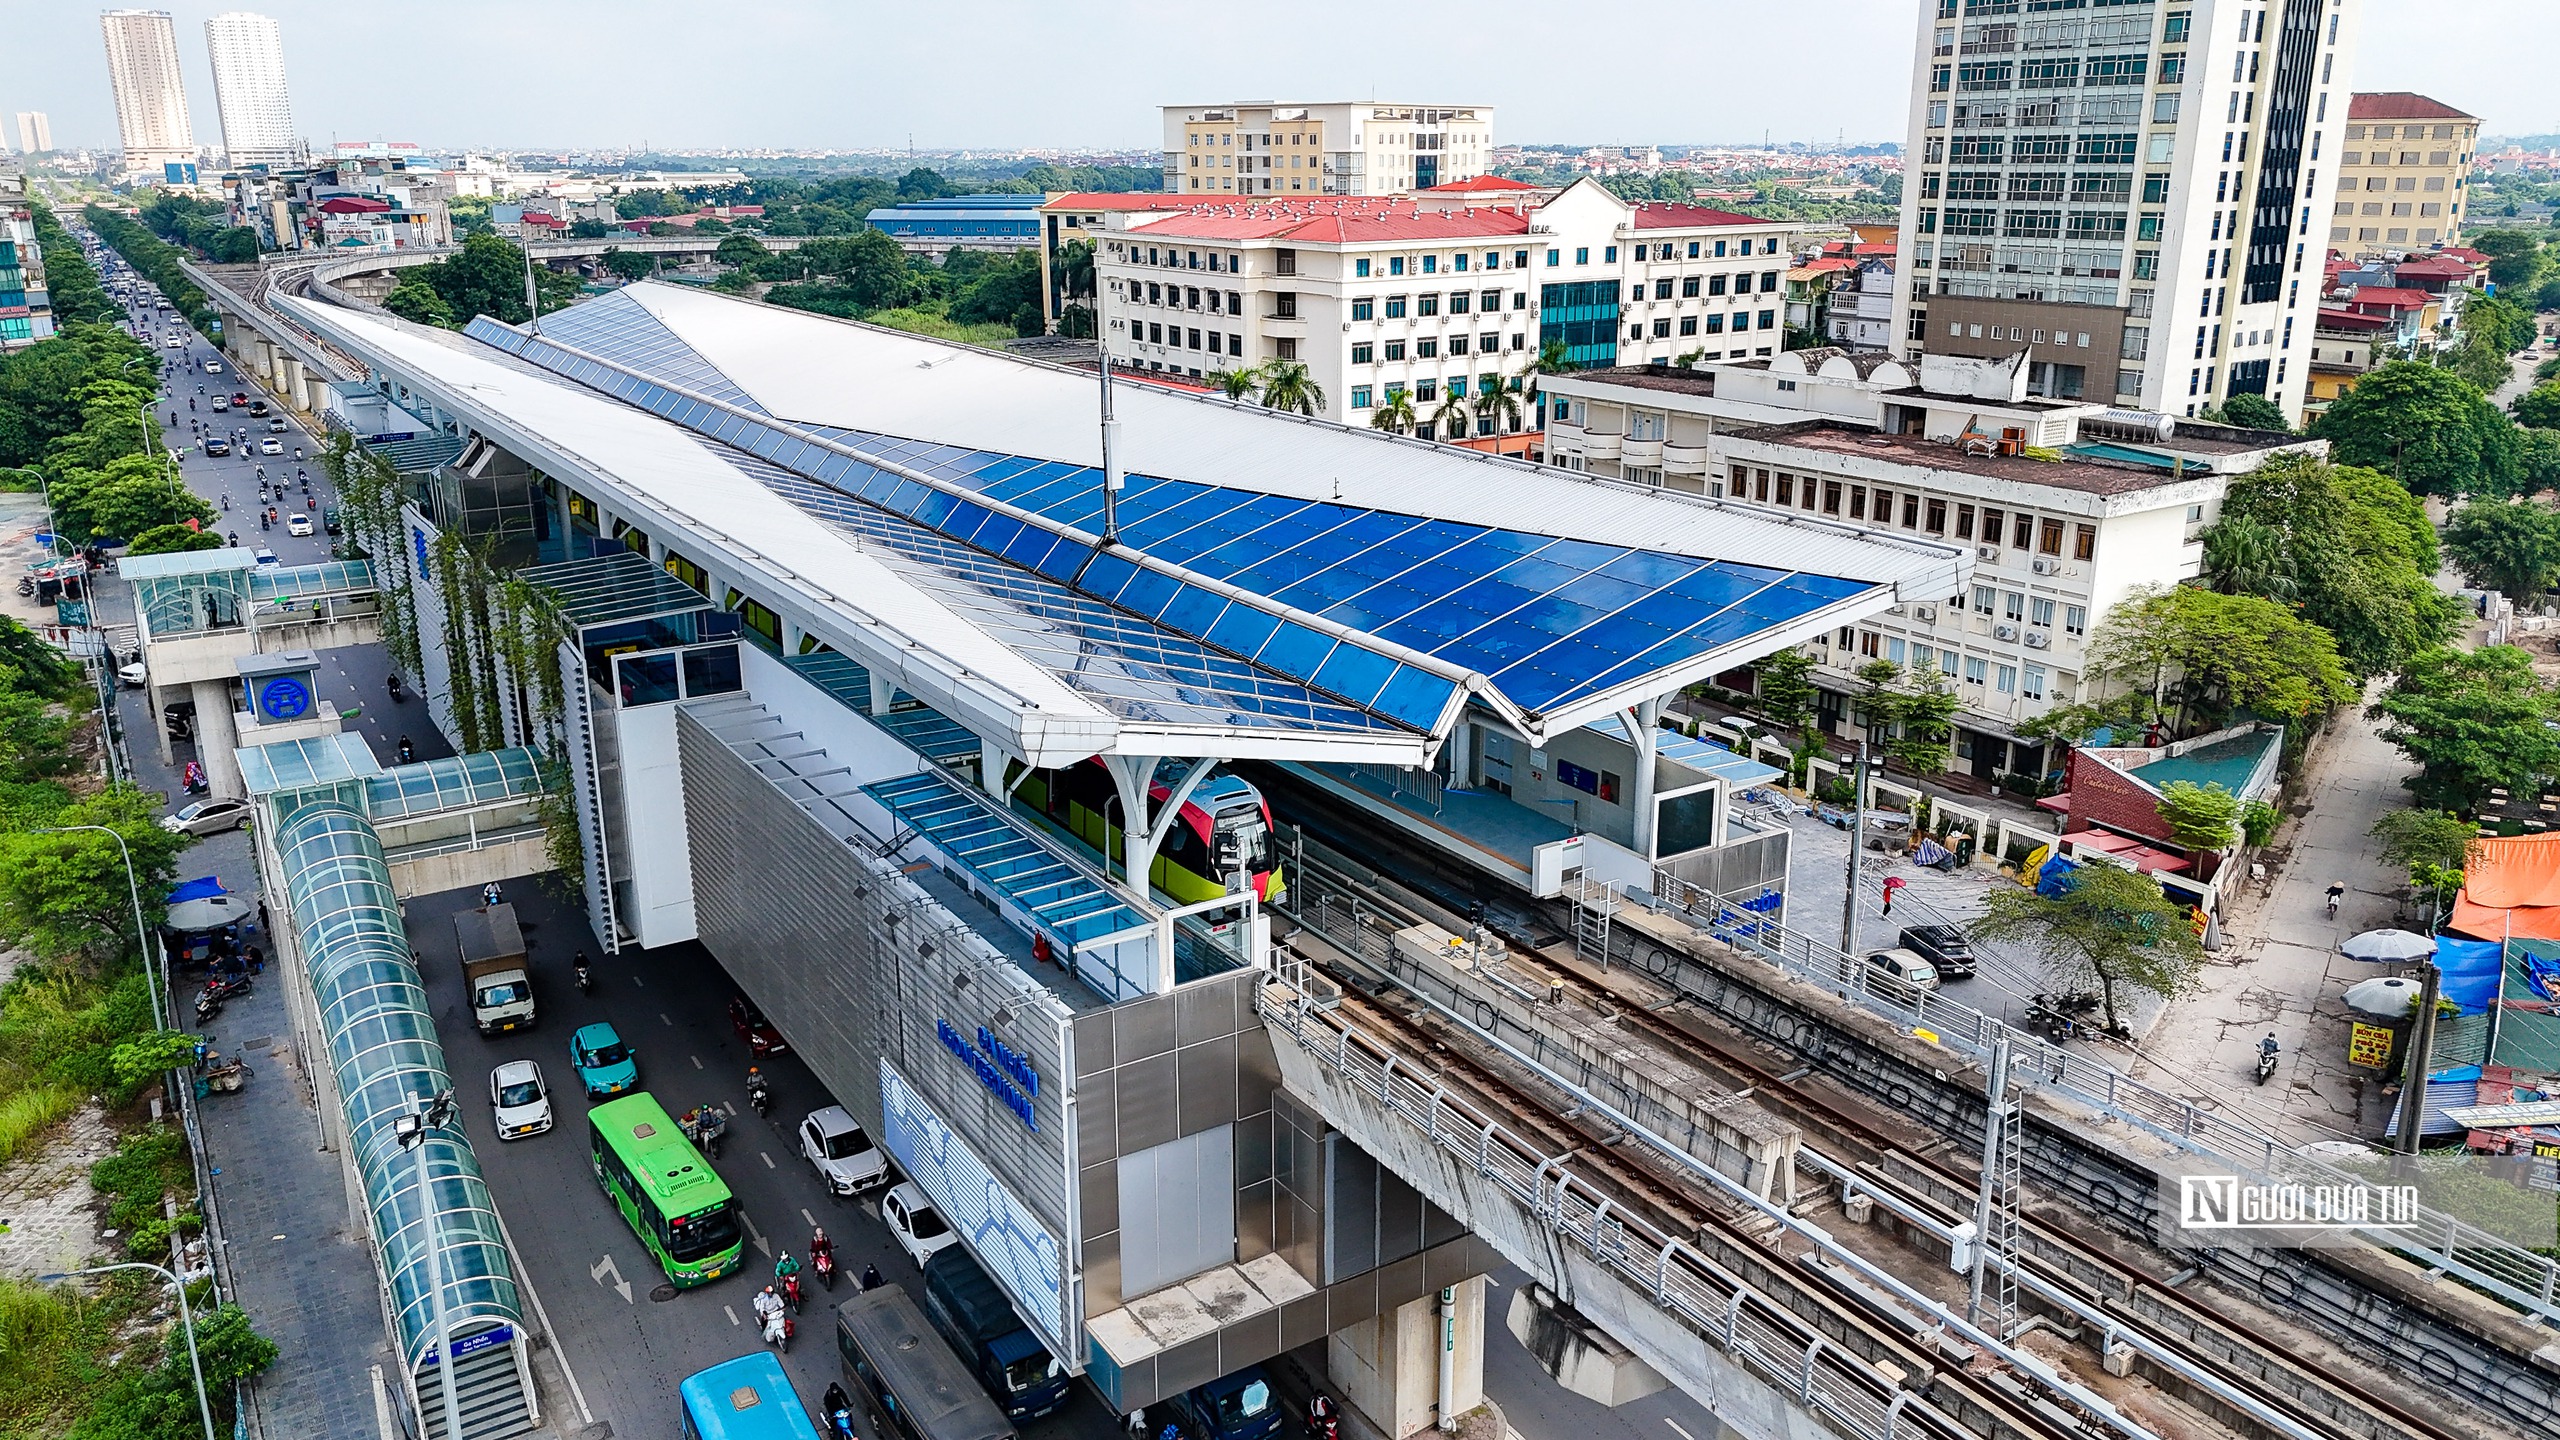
[13,113,51,155]
[1162,102,1493,197]
[204,11,299,168]
[99,8,195,171]
[1891,0,2361,426]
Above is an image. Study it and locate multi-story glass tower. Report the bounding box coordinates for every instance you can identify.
[1890,0,2362,426]
[204,12,299,169]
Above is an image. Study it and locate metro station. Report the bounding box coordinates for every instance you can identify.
[220,281,1964,1436]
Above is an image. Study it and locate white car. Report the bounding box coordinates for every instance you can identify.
[489,1060,553,1139]
[160,796,252,836]
[161,335,181,347]
[881,1182,958,1268]
[258,438,282,456]
[203,360,222,374]
[286,513,313,537]
[798,1105,888,1196]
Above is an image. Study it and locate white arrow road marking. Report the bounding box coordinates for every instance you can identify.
[590,1252,632,1304]
[741,1209,771,1258]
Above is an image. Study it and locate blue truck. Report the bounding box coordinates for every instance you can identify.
[919,1248,1071,1421]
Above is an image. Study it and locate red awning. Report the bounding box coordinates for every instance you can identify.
[2035,792,2073,813]
[2058,829,2193,875]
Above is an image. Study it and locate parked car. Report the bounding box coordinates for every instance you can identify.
[160,796,252,837]
[728,996,787,1056]
[488,1060,553,1139]
[881,1181,959,1268]
[798,1104,888,1196]
[1896,925,1976,980]
[1161,1366,1284,1440]
[569,1022,638,1099]
[1863,947,1941,992]
[286,513,313,537]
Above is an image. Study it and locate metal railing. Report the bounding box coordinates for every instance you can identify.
[1257,986,1978,1440]
[1641,883,2560,1321]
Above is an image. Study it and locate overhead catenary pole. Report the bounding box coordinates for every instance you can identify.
[1098,342,1122,545]
[2399,962,2442,1156]
[1840,740,1869,957]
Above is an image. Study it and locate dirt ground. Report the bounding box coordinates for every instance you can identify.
[0,1104,116,1282]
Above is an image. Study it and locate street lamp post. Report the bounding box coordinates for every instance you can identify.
[39,1260,216,1440]
[397,1091,466,1440]
[35,824,162,1029]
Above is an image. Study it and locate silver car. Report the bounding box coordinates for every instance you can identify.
[489,1060,553,1139]
[160,797,252,837]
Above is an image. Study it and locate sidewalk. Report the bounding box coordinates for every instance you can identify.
[2126,692,2415,1144]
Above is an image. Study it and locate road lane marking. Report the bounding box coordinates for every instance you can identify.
[761,1151,775,1170]
[801,1208,816,1228]
[691,1054,703,1069]
[590,1252,633,1303]
[660,1012,671,1026]
[631,974,645,988]
[725,1304,740,1327]
[1664,1422,1695,1440]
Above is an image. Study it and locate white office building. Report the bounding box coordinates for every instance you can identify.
[1094,178,1799,441]
[1540,348,2321,780]
[13,113,51,156]
[1162,102,1493,197]
[1890,0,2363,427]
[204,11,301,169]
[99,8,195,172]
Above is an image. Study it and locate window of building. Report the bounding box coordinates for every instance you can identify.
[1449,335,1471,354]
[1678,316,1698,336]
[1384,295,1407,318]
[1926,498,1948,533]
[1422,255,1438,273]
[1775,473,1795,506]
[2073,524,2096,560]
[2003,591,2025,622]
[1955,504,1976,539]
[1681,275,1700,298]
[1415,380,1437,402]
[2013,511,2034,549]
[1351,342,1374,364]
[1973,585,1996,616]
[1355,258,1371,278]
[2038,517,2064,554]
[1964,656,1990,685]
[2030,597,2055,627]
[1995,664,2018,694]
[1350,386,1372,409]
[1450,291,1471,314]
[1416,338,1438,358]
[1383,340,1406,360]
[1417,293,1439,317]
[1651,319,1671,339]
[2064,604,2087,636]
[1821,480,1843,515]
[2022,664,2046,701]
[1605,246,1618,262]
[1575,247,1590,265]
[1902,494,1922,528]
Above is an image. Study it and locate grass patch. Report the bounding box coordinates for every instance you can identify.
[860,307,1017,349]
[0,1271,275,1440]
[0,1085,80,1170]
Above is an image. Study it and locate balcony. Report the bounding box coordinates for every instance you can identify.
[1621,436,1664,468]
[1663,440,1711,475]
[1578,430,1624,462]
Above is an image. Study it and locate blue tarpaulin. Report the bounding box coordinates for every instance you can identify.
[166,876,228,904]
[2435,937,2506,1016]
[2035,853,2079,898]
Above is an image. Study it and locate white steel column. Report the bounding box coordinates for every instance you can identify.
[1627,696,1662,859]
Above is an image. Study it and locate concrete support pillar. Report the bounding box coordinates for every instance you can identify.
[783,621,808,656]
[190,679,245,799]
[1627,696,1662,860]
[1329,1277,1487,1438]
[148,677,173,766]
[867,669,894,715]
[1502,1283,1665,1409]
[1446,720,1474,790]
[281,356,307,412]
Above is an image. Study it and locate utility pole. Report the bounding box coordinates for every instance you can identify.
[1097,343,1122,545]
[2398,963,2442,1155]
[1839,739,1870,957]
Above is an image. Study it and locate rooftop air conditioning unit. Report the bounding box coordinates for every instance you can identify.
[1978,545,2001,561]
[2023,630,2052,649]
[1994,623,2020,642]
[2031,557,2060,575]
[1913,604,1938,622]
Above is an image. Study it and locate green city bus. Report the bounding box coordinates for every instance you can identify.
[589,1092,743,1287]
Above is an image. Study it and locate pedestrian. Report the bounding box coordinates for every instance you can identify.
[1126,1408,1148,1439]
[258,900,270,935]
[245,942,264,976]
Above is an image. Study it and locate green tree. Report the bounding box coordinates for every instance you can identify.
[1257,360,1325,416]
[1369,388,1417,435]
[2205,392,2289,431]
[1886,666,1958,777]
[124,523,220,556]
[2154,780,2242,850]
[601,248,658,283]
[1471,379,1525,435]
[1969,860,2205,1032]
[2513,381,2560,430]
[2472,228,2548,292]
[2200,514,2296,600]
[713,233,770,268]
[0,787,190,963]
[0,690,78,784]
[2442,498,2560,599]
[2312,360,2521,496]
[1428,389,1471,441]
[2201,453,2458,678]
[1752,647,1818,733]
[2085,584,2354,731]
[2369,645,2560,807]
[1208,366,1261,401]
[2371,807,2477,873]
[382,277,456,328]
[567,218,613,239]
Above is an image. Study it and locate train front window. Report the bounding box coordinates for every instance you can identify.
[1216,806,1272,877]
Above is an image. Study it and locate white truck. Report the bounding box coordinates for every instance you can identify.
[454,903,536,1036]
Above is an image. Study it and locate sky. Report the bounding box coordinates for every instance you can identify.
[4,0,2556,155]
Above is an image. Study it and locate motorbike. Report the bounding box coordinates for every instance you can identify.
[258,513,270,532]
[1308,1396,1340,1440]
[397,737,417,764]
[760,1304,792,1354]
[2255,1048,2279,1085]
[812,1246,837,1291]
[783,1271,805,1315]
[182,760,209,796]
[385,673,404,701]
[574,960,592,993]
[14,576,31,598]
[748,1074,773,1118]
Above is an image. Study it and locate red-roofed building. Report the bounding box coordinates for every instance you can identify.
[2337,93,2480,255]
[1084,176,1798,439]
[2306,308,2394,420]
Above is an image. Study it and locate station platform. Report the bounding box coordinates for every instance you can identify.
[1274,761,1573,892]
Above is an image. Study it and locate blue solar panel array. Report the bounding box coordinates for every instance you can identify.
[466,299,1877,726]
[862,770,1150,949]
[521,297,769,415]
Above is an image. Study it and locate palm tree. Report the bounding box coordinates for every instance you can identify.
[2201,516,2297,601]
[1208,364,1262,401]
[1258,360,1326,416]
[1430,390,1472,441]
[1370,389,1418,435]
[1471,381,1524,436]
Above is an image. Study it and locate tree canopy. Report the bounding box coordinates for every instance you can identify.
[2312,360,2521,497]
[2083,583,2355,732]
[2200,453,2459,678]
[380,232,578,330]
[1969,860,2204,1032]
[2154,780,2241,850]
[2204,392,2289,431]
[2513,382,2560,431]
[2369,645,2560,808]
[2443,498,2560,600]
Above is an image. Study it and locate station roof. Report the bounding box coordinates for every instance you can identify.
[283,285,1955,765]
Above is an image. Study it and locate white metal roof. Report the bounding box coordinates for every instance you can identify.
[610,284,1968,599]
[279,296,1434,770]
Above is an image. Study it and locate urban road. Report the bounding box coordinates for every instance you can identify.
[94,263,1726,1440]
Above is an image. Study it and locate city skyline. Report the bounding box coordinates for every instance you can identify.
[0,0,2553,157]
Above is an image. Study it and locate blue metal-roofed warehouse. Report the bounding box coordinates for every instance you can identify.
[863,193,1044,257]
